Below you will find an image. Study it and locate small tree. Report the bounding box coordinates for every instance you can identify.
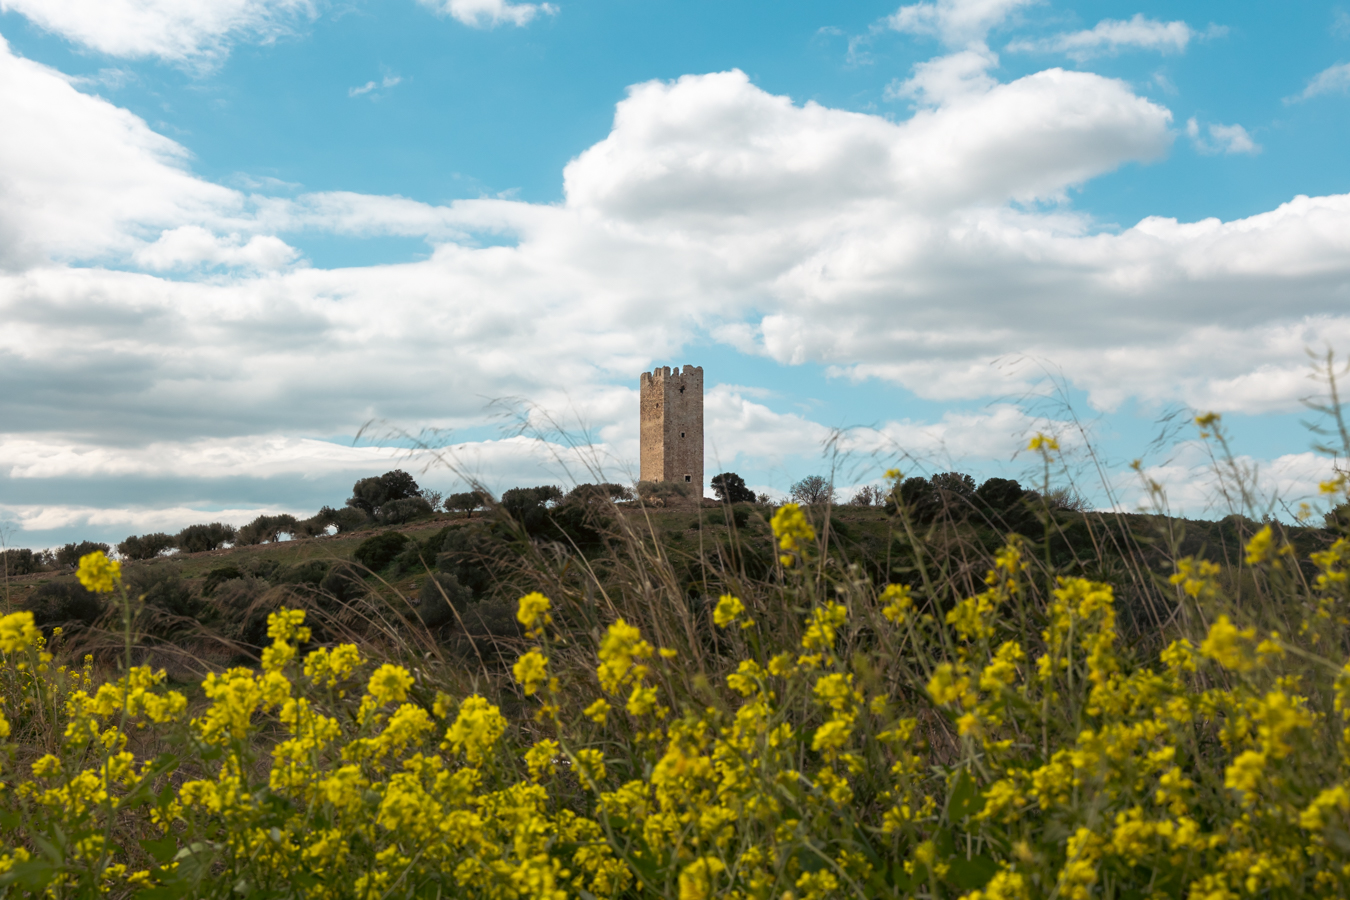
[346,470,422,519]
[711,472,756,504]
[789,475,834,506]
[446,491,486,519]
[117,532,177,561]
[176,523,235,553]
[237,514,300,546]
[849,485,884,507]
[55,541,111,568]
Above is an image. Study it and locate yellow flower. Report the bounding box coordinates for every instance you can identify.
[1224,750,1266,798]
[0,612,40,655]
[801,602,847,653]
[1200,616,1257,673]
[1027,434,1059,452]
[512,650,549,696]
[525,739,560,780]
[583,698,611,725]
[75,551,121,594]
[678,857,726,900]
[367,663,414,705]
[626,684,660,717]
[928,663,973,708]
[575,748,606,786]
[267,608,310,645]
[1245,525,1274,565]
[881,583,913,624]
[597,619,653,694]
[771,502,815,566]
[712,593,744,628]
[516,592,553,635]
[444,695,506,765]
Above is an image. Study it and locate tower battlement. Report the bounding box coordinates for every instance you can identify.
[640,365,703,491]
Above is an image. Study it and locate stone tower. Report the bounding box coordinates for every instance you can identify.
[640,365,703,492]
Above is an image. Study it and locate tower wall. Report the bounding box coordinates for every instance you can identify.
[639,364,703,493]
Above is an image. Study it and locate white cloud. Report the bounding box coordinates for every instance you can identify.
[1296,62,1350,100]
[887,45,1000,105]
[1186,117,1260,155]
[416,0,556,28]
[1119,446,1334,520]
[133,226,300,271]
[0,0,315,65]
[0,36,244,267]
[887,0,1038,47]
[349,74,402,98]
[1007,15,1212,61]
[5,45,1350,535]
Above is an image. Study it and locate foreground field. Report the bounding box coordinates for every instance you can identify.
[2,474,1350,899]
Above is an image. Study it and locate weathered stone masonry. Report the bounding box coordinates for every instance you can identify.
[639,365,703,492]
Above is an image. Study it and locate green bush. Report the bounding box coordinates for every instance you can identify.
[413,572,473,628]
[54,541,110,568]
[116,532,177,560]
[25,579,104,630]
[352,531,410,573]
[176,522,235,553]
[1,547,40,577]
[711,471,756,503]
[236,514,300,545]
[376,497,433,525]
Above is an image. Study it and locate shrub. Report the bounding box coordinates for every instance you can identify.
[54,541,110,568]
[376,496,433,525]
[25,579,104,629]
[319,562,368,605]
[236,514,300,546]
[413,572,473,628]
[176,522,235,553]
[849,484,884,506]
[567,483,633,504]
[711,472,756,503]
[116,532,177,560]
[352,532,411,573]
[346,470,422,519]
[1,547,40,576]
[295,506,365,537]
[446,490,486,518]
[636,480,692,506]
[125,566,208,635]
[500,485,563,535]
[274,560,330,588]
[789,474,834,505]
[201,565,243,597]
[435,526,496,598]
[210,575,277,652]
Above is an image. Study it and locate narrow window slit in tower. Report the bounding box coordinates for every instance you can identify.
[685,475,691,482]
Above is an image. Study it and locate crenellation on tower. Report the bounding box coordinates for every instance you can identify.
[639,364,704,493]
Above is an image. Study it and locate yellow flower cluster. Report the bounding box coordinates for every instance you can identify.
[3,536,1350,900]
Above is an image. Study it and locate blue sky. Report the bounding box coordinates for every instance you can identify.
[2,0,1350,549]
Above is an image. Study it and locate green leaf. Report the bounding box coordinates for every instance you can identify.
[0,859,55,891]
[139,835,178,864]
[947,853,998,890]
[948,769,985,821]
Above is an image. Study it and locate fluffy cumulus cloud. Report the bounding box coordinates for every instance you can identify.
[4,28,1350,539]
[415,0,556,29]
[0,0,315,64]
